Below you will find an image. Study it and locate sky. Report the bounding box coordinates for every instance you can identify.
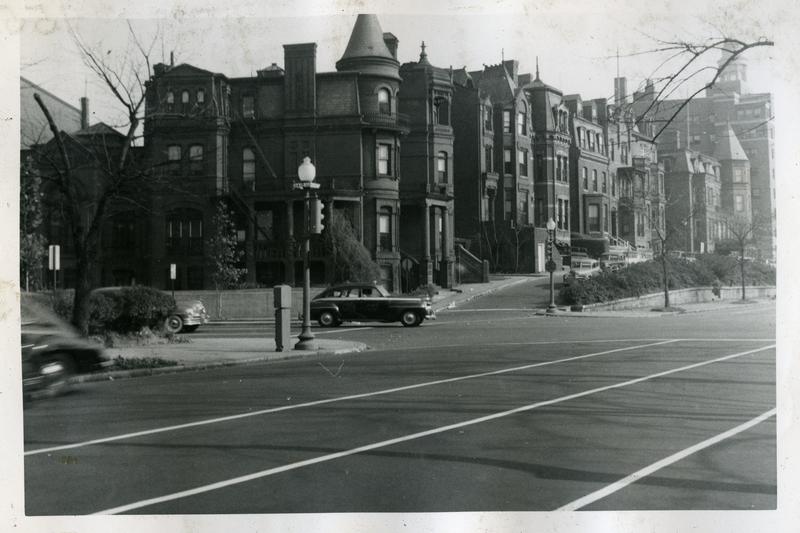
[3,1,800,533]
[14,1,782,132]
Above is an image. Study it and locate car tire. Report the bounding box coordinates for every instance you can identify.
[38,353,75,397]
[164,314,184,334]
[400,310,422,327]
[182,325,199,333]
[318,311,339,327]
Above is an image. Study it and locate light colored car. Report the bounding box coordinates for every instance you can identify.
[563,258,601,282]
[164,298,209,333]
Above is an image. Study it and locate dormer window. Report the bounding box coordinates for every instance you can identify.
[378,88,391,114]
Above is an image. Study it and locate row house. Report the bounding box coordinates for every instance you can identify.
[660,150,724,253]
[141,14,456,292]
[452,60,535,272]
[398,43,456,290]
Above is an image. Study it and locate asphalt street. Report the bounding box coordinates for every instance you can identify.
[22,278,776,514]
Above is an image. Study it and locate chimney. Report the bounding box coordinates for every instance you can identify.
[80,97,90,129]
[383,32,398,59]
[283,43,317,116]
[170,51,174,66]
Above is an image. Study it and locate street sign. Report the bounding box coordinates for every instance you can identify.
[545,259,557,273]
[48,245,60,271]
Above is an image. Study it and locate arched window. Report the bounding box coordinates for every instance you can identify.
[167,145,181,175]
[242,148,256,190]
[181,90,190,112]
[378,88,391,114]
[437,151,448,182]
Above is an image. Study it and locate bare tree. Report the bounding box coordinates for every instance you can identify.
[723,214,762,301]
[28,22,178,333]
[621,35,773,140]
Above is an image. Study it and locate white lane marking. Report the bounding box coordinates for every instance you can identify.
[25,340,680,457]
[93,343,774,515]
[556,408,777,511]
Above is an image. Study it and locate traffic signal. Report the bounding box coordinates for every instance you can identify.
[311,198,325,234]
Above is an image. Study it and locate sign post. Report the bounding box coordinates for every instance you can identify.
[170,263,176,299]
[48,244,60,292]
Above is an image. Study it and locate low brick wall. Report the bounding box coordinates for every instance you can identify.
[582,285,776,311]
[173,287,325,320]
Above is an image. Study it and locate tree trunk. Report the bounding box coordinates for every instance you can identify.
[740,246,746,301]
[661,255,670,308]
[71,253,93,335]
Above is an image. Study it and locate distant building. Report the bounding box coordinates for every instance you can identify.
[629,52,775,260]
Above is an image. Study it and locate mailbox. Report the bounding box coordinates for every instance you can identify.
[273,285,292,351]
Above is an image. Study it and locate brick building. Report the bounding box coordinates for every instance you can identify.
[141,14,455,292]
[629,52,775,260]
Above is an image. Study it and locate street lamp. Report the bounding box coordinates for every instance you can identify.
[295,156,319,351]
[545,217,558,314]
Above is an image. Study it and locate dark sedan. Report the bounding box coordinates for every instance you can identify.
[310,283,434,327]
[21,300,110,399]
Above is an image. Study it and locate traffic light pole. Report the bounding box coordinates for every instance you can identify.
[295,187,317,351]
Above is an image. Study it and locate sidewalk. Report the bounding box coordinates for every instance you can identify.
[534,297,775,318]
[80,275,530,383]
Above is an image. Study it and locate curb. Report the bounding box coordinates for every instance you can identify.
[72,342,369,384]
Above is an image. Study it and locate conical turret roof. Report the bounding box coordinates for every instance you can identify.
[339,14,394,62]
[714,123,748,161]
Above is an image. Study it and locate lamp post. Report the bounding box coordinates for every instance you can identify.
[295,156,319,351]
[545,217,558,314]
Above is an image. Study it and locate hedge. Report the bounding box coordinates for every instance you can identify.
[559,255,775,305]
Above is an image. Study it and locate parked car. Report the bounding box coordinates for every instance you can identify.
[563,258,601,282]
[164,297,209,334]
[310,283,435,327]
[21,300,110,398]
[599,253,627,272]
[90,287,208,334]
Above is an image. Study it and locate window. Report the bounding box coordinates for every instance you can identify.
[242,148,255,190]
[602,172,607,193]
[519,195,529,224]
[733,167,745,183]
[167,145,181,175]
[592,169,598,191]
[503,110,512,133]
[166,210,203,255]
[189,145,204,175]
[484,146,493,173]
[378,88,391,114]
[242,95,255,119]
[197,89,205,104]
[556,157,562,181]
[517,111,527,136]
[735,194,744,212]
[435,97,450,126]
[379,207,392,251]
[378,143,392,175]
[582,167,588,189]
[612,174,616,196]
[504,149,513,174]
[256,210,274,241]
[111,216,136,249]
[587,204,600,233]
[181,90,189,104]
[484,106,493,130]
[504,188,513,220]
[437,151,448,182]
[564,200,570,230]
[557,199,564,229]
[603,204,608,233]
[166,90,175,111]
[518,149,528,176]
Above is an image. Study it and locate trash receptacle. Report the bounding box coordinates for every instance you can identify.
[274,285,292,351]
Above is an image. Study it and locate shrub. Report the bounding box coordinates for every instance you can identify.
[88,287,176,334]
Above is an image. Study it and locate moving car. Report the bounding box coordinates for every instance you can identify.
[21,299,110,398]
[310,283,434,327]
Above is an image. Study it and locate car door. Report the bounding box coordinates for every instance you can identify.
[336,288,360,320]
[359,286,387,320]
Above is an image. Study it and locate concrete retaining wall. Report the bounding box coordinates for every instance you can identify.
[582,285,776,311]
[174,287,325,320]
